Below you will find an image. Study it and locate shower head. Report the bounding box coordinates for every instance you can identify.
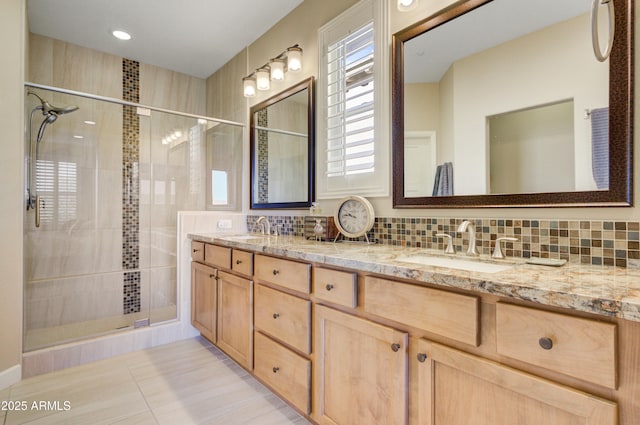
[28,91,79,116]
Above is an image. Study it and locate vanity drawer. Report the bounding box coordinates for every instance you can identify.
[254,255,311,294]
[191,241,205,262]
[254,332,311,414]
[254,284,311,354]
[363,276,479,346]
[313,267,357,308]
[232,249,253,277]
[204,244,231,269]
[496,302,617,389]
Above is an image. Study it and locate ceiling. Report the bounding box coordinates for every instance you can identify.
[27,0,304,79]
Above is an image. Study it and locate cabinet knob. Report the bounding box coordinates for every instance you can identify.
[209,274,215,279]
[391,343,401,352]
[417,353,428,363]
[273,313,280,319]
[236,259,242,265]
[326,284,334,291]
[272,367,280,373]
[272,269,280,275]
[192,248,200,253]
[538,337,554,350]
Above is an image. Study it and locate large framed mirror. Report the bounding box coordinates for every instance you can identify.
[250,77,315,209]
[392,0,633,208]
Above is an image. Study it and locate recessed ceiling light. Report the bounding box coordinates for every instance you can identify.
[112,30,132,41]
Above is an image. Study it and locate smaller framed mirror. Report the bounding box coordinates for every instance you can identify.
[250,77,315,209]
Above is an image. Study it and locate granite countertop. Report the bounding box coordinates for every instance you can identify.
[189,233,640,323]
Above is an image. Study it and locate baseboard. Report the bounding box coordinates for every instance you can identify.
[0,364,21,390]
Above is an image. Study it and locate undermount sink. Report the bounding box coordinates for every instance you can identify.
[223,235,264,243]
[395,255,514,274]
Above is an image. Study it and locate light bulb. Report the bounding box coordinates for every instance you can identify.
[270,59,285,81]
[397,0,418,11]
[287,46,302,72]
[256,67,270,91]
[243,76,256,97]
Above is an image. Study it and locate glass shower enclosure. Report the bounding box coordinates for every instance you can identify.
[23,85,243,351]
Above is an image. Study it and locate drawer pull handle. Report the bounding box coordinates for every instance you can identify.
[417,353,428,363]
[236,259,242,265]
[272,367,280,373]
[273,313,280,319]
[539,337,554,350]
[391,343,401,352]
[326,284,334,291]
[272,269,280,275]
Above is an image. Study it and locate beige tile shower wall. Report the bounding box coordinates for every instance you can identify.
[206,50,247,123]
[139,63,206,115]
[29,33,122,98]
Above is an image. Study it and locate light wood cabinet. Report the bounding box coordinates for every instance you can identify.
[313,305,408,425]
[204,244,231,269]
[254,254,311,294]
[191,241,205,262]
[496,302,618,389]
[191,261,217,343]
[216,270,253,370]
[363,276,479,346]
[415,339,617,425]
[313,267,357,308]
[254,332,311,414]
[254,283,311,355]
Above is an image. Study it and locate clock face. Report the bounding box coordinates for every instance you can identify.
[335,196,375,238]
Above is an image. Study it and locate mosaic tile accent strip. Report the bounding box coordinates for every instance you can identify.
[257,109,269,203]
[247,215,640,268]
[123,271,141,314]
[122,58,140,314]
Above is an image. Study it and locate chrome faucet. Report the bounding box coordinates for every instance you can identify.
[457,220,479,256]
[256,216,271,235]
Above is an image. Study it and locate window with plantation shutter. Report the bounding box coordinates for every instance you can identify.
[317,0,388,198]
[326,22,375,177]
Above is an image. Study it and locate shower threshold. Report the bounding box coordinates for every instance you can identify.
[24,305,176,352]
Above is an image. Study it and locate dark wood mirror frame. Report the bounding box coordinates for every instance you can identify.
[250,77,315,209]
[392,0,633,208]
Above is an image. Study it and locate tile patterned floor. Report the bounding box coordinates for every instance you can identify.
[3,337,310,425]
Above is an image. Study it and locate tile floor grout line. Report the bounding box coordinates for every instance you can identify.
[126,362,161,425]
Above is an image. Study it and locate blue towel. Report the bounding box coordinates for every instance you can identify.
[591,107,609,190]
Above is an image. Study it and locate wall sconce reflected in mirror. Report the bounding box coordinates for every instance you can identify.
[243,44,303,97]
[397,0,418,12]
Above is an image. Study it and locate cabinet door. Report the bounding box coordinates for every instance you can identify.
[415,339,617,425]
[191,262,217,343]
[217,271,253,370]
[313,305,408,425]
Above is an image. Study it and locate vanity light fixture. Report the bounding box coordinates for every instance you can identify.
[270,58,285,81]
[112,29,132,40]
[242,44,303,97]
[397,0,418,12]
[256,67,271,91]
[243,76,257,97]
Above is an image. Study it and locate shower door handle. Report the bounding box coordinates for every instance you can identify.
[35,195,40,228]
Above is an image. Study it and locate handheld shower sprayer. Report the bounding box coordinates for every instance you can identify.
[26,91,79,227]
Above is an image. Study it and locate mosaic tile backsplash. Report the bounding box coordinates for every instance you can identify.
[247,215,640,268]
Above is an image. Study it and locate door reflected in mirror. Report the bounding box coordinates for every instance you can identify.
[392,0,632,207]
[250,77,315,209]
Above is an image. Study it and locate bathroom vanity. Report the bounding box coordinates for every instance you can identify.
[189,233,640,425]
